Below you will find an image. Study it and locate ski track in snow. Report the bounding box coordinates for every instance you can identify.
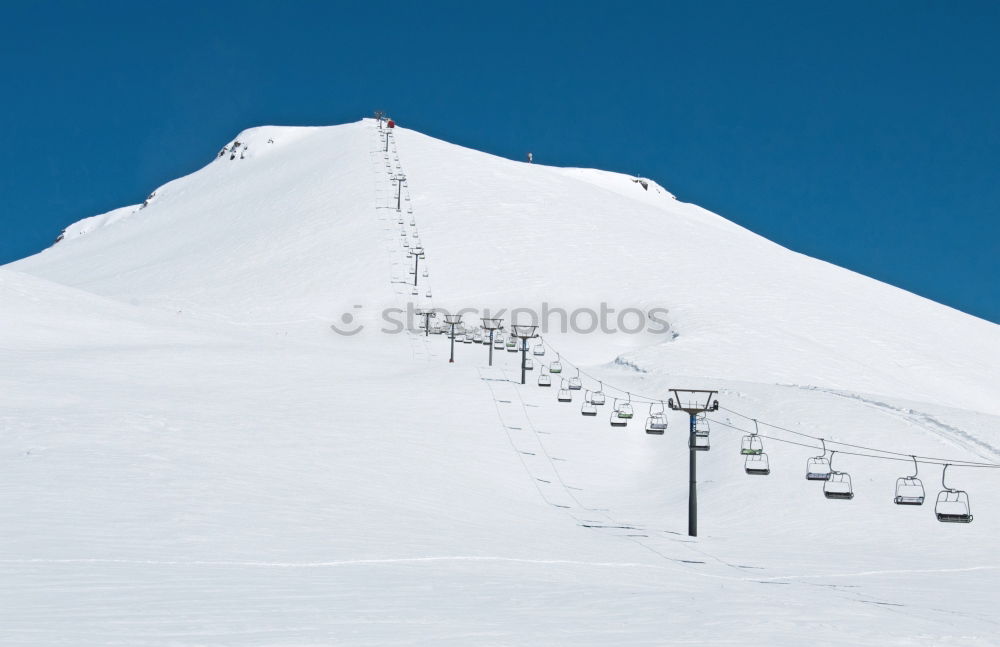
[795,384,1000,461]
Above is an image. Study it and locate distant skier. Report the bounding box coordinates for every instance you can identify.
[527,152,533,164]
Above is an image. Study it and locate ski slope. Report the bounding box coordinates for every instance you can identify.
[2,119,999,645]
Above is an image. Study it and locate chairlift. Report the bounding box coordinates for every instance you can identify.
[690,416,710,451]
[617,393,634,419]
[645,402,668,435]
[533,342,545,356]
[806,439,832,481]
[463,334,473,343]
[581,391,598,416]
[823,452,854,500]
[935,464,972,523]
[557,379,573,402]
[741,419,764,455]
[894,455,925,506]
[524,357,534,370]
[610,399,627,428]
[472,332,484,344]
[690,434,710,451]
[744,453,771,475]
[550,354,563,374]
[493,336,505,350]
[537,366,552,387]
[591,382,606,406]
[568,369,582,390]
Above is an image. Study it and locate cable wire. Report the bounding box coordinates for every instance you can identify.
[523,335,1000,471]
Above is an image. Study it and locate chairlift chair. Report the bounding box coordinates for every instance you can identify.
[617,393,634,419]
[690,432,710,451]
[411,287,418,296]
[425,289,432,298]
[493,336,505,350]
[935,464,973,523]
[741,420,764,455]
[688,415,710,450]
[581,391,598,416]
[568,369,582,390]
[533,342,545,356]
[591,382,606,406]
[894,456,925,506]
[463,334,473,343]
[506,339,519,352]
[610,399,627,428]
[524,357,534,370]
[537,367,552,387]
[824,473,854,499]
[806,439,833,481]
[472,332,484,344]
[741,435,764,455]
[550,354,563,374]
[744,453,771,475]
[822,453,854,499]
[557,379,573,403]
[645,402,668,435]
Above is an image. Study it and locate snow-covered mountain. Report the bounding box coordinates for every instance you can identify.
[2,119,998,645]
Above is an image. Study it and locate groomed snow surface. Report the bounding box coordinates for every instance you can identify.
[2,119,999,645]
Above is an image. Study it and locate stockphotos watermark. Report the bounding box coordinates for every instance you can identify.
[330,303,671,336]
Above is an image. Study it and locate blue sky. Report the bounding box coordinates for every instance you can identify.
[1,1,998,322]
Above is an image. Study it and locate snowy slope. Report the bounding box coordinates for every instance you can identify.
[16,120,998,413]
[2,118,999,645]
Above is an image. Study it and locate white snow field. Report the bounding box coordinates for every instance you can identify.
[2,119,999,645]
